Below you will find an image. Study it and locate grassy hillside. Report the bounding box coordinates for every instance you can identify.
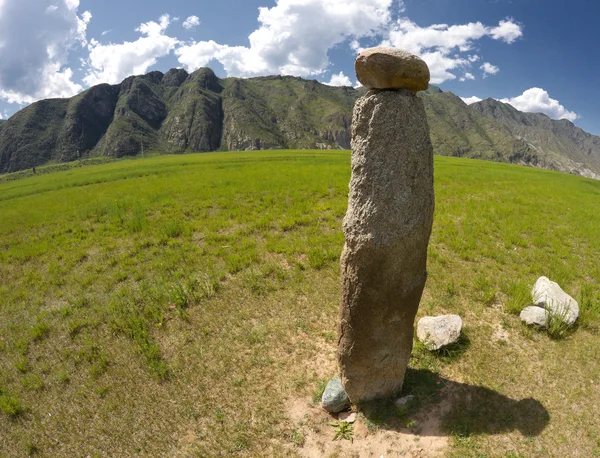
[1,151,600,457]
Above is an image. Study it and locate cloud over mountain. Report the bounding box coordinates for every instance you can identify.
[83,14,178,86]
[176,0,393,77]
[500,88,579,122]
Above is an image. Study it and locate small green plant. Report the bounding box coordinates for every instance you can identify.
[168,279,196,311]
[330,421,353,442]
[160,221,185,239]
[446,281,458,297]
[545,304,572,340]
[311,379,328,404]
[579,284,600,330]
[0,392,24,418]
[289,427,306,447]
[30,320,50,342]
[505,280,531,315]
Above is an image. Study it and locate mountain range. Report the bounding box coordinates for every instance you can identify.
[0,67,598,179]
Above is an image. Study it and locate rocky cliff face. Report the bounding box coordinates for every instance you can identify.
[0,68,357,173]
[471,99,600,178]
[419,91,537,166]
[1,68,599,179]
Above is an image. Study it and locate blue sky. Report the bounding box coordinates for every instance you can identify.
[0,0,598,134]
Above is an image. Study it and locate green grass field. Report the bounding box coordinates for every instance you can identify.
[1,150,600,457]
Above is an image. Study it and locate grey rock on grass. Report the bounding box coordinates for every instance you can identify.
[416,315,462,351]
[321,378,349,413]
[520,306,549,327]
[532,276,579,326]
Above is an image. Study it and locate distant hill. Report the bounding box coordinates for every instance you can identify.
[0,67,599,179]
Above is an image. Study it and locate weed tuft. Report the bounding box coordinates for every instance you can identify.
[545,304,573,340]
[330,421,353,442]
[0,391,24,418]
[505,279,531,315]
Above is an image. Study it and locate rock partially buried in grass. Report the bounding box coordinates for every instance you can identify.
[520,306,549,327]
[321,377,349,413]
[532,276,579,326]
[355,47,430,93]
[416,315,462,351]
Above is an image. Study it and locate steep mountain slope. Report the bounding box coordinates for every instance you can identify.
[419,90,537,165]
[0,68,598,179]
[0,68,356,173]
[472,98,600,178]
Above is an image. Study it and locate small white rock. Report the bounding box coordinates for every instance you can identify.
[520,306,549,328]
[532,276,579,326]
[416,314,462,350]
[338,411,356,423]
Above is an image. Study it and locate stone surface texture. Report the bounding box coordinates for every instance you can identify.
[532,276,579,326]
[416,315,462,351]
[355,47,430,92]
[338,89,435,403]
[520,306,549,328]
[321,377,349,413]
[338,411,357,423]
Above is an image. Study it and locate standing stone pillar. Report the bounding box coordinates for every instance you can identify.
[338,47,435,403]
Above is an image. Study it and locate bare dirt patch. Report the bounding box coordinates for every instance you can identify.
[284,397,448,458]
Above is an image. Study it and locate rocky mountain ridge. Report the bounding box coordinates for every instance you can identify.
[0,67,598,179]
[471,99,600,179]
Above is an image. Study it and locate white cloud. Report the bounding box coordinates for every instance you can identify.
[480,62,499,77]
[459,72,475,82]
[490,18,523,44]
[0,0,89,104]
[183,15,200,30]
[500,88,579,121]
[101,29,112,36]
[417,50,468,84]
[176,0,392,77]
[325,71,352,86]
[461,95,482,104]
[384,18,520,84]
[83,14,178,86]
[136,14,171,38]
[386,19,488,54]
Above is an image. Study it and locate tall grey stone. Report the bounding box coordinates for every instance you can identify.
[338,48,434,403]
